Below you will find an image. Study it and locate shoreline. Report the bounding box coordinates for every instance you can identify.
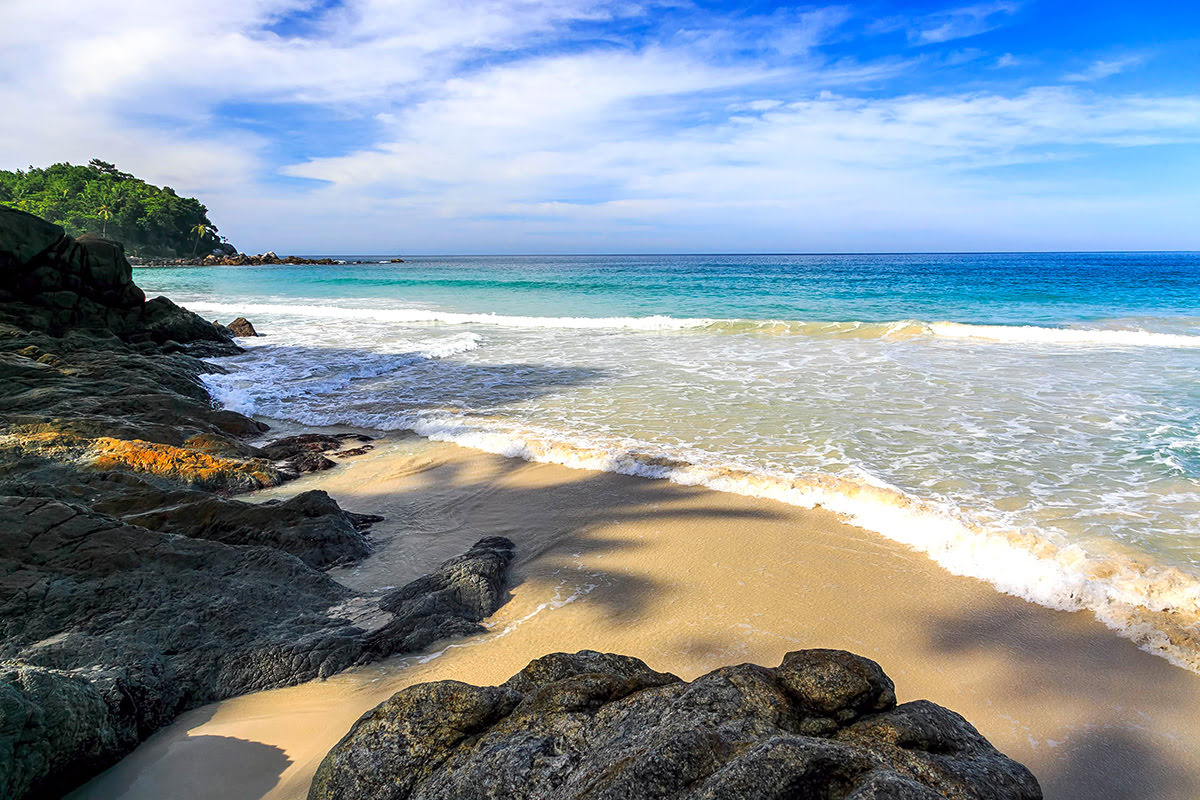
[0,208,513,799]
[74,433,1200,800]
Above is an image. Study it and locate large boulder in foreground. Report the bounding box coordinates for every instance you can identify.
[309,649,1041,800]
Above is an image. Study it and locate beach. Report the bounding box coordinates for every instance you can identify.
[73,433,1200,800]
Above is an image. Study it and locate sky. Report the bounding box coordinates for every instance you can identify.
[1,0,1198,254]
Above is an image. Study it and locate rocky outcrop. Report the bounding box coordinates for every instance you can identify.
[0,208,518,799]
[0,494,515,799]
[0,207,228,348]
[135,251,342,266]
[309,649,1041,800]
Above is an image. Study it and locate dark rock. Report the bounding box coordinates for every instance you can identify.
[0,494,515,799]
[0,209,519,798]
[139,253,339,267]
[139,295,236,350]
[227,316,258,337]
[261,433,376,475]
[309,649,1041,800]
[95,488,375,569]
[0,207,224,350]
[361,537,516,657]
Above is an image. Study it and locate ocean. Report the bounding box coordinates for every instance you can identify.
[135,253,1200,669]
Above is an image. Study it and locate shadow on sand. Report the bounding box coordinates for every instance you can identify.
[926,604,1198,800]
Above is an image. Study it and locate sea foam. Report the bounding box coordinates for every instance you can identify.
[398,414,1200,673]
[185,300,1200,348]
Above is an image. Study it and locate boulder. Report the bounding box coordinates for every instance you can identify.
[258,433,376,475]
[0,206,64,265]
[309,649,1041,800]
[100,488,377,569]
[227,316,258,337]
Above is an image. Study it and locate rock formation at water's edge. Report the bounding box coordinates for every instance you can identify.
[0,206,516,799]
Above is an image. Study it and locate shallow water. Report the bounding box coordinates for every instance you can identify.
[136,252,1200,668]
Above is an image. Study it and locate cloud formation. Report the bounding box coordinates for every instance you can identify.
[1,0,1197,252]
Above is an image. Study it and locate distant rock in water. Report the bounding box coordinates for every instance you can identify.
[227,316,258,336]
[136,251,342,266]
[309,649,1041,800]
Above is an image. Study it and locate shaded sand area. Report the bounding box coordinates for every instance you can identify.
[73,434,1200,800]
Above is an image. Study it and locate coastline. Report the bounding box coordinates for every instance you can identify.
[0,209,513,799]
[74,433,1200,800]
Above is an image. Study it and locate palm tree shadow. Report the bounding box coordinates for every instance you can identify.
[330,451,789,627]
[924,604,1200,800]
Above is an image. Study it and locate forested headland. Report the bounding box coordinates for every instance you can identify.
[0,160,223,257]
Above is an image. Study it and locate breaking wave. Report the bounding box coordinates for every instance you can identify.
[185,301,1200,348]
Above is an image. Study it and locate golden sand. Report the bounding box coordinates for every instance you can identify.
[71,434,1200,800]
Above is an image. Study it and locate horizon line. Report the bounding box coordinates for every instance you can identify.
[273,249,1200,258]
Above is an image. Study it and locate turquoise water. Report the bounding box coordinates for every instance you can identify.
[136,253,1200,669]
[145,253,1200,325]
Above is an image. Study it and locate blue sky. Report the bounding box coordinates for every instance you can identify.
[2,0,1198,253]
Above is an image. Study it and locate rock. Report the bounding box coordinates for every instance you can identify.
[361,536,516,657]
[227,316,258,337]
[309,649,1041,800]
[0,209,520,798]
[0,494,515,799]
[259,433,375,475]
[100,488,376,569]
[0,206,231,352]
[137,252,337,267]
[139,295,235,348]
[0,206,65,264]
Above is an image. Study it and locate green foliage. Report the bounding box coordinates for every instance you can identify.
[0,159,222,257]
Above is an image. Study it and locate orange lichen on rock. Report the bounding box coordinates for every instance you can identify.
[182,432,246,456]
[86,437,280,491]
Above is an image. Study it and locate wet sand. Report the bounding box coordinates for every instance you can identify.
[73,434,1200,800]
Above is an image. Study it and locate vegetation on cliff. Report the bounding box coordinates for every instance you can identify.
[0,160,221,257]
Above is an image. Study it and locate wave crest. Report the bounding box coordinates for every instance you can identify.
[183,301,1200,348]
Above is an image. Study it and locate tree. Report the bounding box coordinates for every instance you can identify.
[0,161,221,257]
[97,203,112,237]
[191,222,209,255]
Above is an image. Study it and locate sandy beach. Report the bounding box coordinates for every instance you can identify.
[67,432,1200,800]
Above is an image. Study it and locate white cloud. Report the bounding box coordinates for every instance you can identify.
[1065,54,1145,82]
[273,64,1200,251]
[0,0,1196,252]
[906,2,1020,45]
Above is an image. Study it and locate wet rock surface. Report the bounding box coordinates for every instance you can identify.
[0,208,516,799]
[310,649,1042,800]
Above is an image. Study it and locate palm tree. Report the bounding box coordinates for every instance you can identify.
[97,203,112,237]
[191,222,208,256]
